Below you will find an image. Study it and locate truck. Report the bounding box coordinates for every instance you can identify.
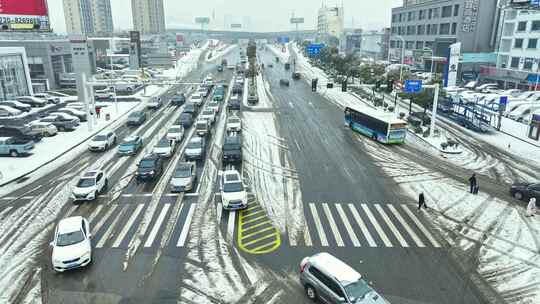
[0,136,34,157]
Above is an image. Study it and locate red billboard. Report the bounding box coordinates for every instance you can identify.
[0,0,49,16]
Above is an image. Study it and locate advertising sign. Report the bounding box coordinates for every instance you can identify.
[445,42,461,88]
[0,0,50,30]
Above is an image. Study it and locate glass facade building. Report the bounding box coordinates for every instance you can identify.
[0,50,31,101]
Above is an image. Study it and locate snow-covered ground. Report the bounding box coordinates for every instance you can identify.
[0,101,139,188]
[206,44,237,63]
[267,43,291,63]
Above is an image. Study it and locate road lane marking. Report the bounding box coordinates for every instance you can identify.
[309,203,328,246]
[322,203,344,247]
[335,204,360,247]
[375,204,408,247]
[361,204,392,247]
[303,225,313,247]
[401,205,441,248]
[96,205,128,248]
[144,203,171,247]
[177,203,196,247]
[348,204,376,247]
[216,203,223,225]
[388,205,425,247]
[92,204,118,235]
[112,204,145,248]
[88,205,104,224]
[227,210,236,242]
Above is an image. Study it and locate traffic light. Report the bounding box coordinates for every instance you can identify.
[386,79,394,93]
[375,80,381,91]
[312,79,318,92]
[341,80,347,92]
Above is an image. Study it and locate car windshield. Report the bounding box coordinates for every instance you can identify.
[228,118,240,124]
[139,159,155,168]
[76,178,95,187]
[156,140,170,148]
[175,167,191,178]
[169,127,181,133]
[203,110,213,115]
[94,135,107,141]
[187,141,201,149]
[56,230,85,247]
[224,143,240,150]
[223,181,243,193]
[181,114,192,120]
[122,138,138,145]
[344,279,373,302]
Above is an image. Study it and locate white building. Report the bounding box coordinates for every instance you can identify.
[63,0,94,34]
[494,8,540,89]
[317,5,344,46]
[90,0,114,34]
[131,0,166,34]
[0,47,33,100]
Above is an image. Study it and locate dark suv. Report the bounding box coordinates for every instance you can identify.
[127,110,146,126]
[171,94,186,106]
[510,182,540,205]
[135,154,163,183]
[178,113,194,128]
[222,133,242,164]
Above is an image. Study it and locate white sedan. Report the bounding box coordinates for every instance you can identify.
[226,116,242,132]
[166,125,184,142]
[50,216,92,272]
[153,138,176,158]
[201,108,216,124]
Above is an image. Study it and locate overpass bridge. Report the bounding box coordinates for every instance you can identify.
[166,28,317,41]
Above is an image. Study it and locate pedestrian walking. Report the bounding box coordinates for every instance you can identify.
[95,106,101,119]
[418,192,427,210]
[526,198,537,217]
[468,173,477,194]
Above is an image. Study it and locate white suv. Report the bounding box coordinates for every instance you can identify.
[88,131,117,151]
[226,116,242,132]
[190,93,203,106]
[72,169,108,201]
[166,125,184,142]
[220,170,247,210]
[50,216,92,272]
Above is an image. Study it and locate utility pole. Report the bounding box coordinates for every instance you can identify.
[110,37,118,114]
[82,73,92,132]
[429,83,440,138]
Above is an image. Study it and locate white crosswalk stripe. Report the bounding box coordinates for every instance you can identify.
[361,204,393,247]
[388,205,425,247]
[177,203,196,247]
[227,210,236,243]
[322,203,344,247]
[144,203,171,248]
[64,205,78,218]
[112,204,145,248]
[401,205,441,248]
[374,204,408,247]
[309,203,328,246]
[348,204,377,247]
[97,205,128,248]
[88,205,104,224]
[335,204,360,247]
[92,204,118,234]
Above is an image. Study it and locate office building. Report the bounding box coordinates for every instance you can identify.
[0,47,33,101]
[390,0,498,67]
[91,0,114,34]
[359,29,391,61]
[132,0,166,34]
[485,8,540,89]
[317,5,344,46]
[63,0,94,34]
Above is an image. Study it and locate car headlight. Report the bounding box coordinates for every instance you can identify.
[150,170,155,175]
[53,258,62,264]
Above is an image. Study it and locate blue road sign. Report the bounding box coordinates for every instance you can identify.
[307,43,325,56]
[533,114,540,122]
[404,80,423,93]
[532,0,540,7]
[277,37,290,44]
[499,96,508,106]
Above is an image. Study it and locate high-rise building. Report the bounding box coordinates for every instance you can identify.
[63,0,94,34]
[317,5,344,46]
[90,0,114,34]
[131,0,166,34]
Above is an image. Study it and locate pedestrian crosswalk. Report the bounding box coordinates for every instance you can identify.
[61,201,441,252]
[301,203,441,248]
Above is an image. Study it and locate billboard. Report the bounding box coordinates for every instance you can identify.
[445,42,461,88]
[194,17,210,24]
[290,17,305,24]
[0,0,50,30]
[231,23,242,29]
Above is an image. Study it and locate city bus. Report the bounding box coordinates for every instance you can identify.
[344,106,407,144]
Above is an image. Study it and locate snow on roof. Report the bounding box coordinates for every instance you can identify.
[310,252,361,284]
[58,216,83,233]
[346,104,406,125]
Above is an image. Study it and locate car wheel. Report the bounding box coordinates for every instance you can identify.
[513,191,524,200]
[305,285,317,301]
[9,150,18,157]
[94,190,99,200]
[103,179,109,192]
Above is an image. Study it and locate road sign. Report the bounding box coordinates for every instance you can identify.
[277,36,290,44]
[404,80,423,93]
[306,43,325,56]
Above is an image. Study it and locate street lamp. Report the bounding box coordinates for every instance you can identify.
[423,47,434,80]
[392,35,405,82]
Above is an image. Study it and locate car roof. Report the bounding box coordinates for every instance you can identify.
[176,162,193,171]
[223,170,241,182]
[190,136,203,143]
[225,134,241,144]
[58,216,84,233]
[124,135,139,141]
[309,252,361,285]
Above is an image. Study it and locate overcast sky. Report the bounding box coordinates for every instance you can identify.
[47,0,401,33]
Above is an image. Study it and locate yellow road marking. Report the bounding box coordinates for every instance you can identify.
[239,209,266,219]
[242,232,279,247]
[237,204,281,255]
[241,225,276,239]
[241,220,272,234]
[241,214,268,224]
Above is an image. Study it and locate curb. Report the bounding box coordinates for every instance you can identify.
[498,129,540,149]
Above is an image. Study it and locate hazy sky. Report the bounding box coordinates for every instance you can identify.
[47,0,401,33]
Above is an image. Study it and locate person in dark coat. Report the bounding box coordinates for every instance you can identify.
[418,192,427,210]
[95,106,101,119]
[468,173,477,194]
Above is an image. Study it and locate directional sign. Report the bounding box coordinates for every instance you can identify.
[277,36,290,44]
[499,96,508,112]
[404,80,423,93]
[307,43,325,56]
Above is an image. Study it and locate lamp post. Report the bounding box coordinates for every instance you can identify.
[423,47,434,81]
[393,35,405,82]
